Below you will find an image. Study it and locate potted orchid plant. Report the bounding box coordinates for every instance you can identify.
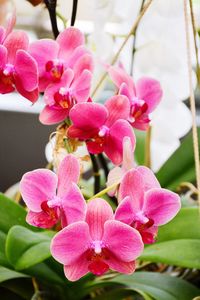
[0,0,200,299]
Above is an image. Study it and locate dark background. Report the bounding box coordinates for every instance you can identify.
[0,111,54,192]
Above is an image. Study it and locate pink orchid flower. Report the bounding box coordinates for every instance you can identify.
[20,155,86,228]
[0,27,39,102]
[51,198,144,281]
[67,95,136,165]
[29,27,90,92]
[107,136,135,196]
[39,54,93,125]
[115,167,181,244]
[109,66,163,130]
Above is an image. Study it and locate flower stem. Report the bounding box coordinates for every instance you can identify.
[98,153,109,179]
[88,181,120,201]
[44,0,59,38]
[70,0,78,26]
[144,126,151,168]
[90,154,100,194]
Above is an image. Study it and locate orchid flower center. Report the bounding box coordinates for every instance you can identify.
[86,241,110,276]
[131,212,154,232]
[0,64,15,91]
[45,60,64,80]
[41,196,61,221]
[130,97,148,122]
[54,87,74,109]
[91,125,109,147]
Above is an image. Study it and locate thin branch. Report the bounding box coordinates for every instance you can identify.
[70,0,78,26]
[98,153,109,179]
[130,0,145,75]
[44,0,59,38]
[90,154,101,194]
[91,0,153,97]
[183,0,200,206]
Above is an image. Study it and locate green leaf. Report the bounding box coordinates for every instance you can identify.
[6,226,52,270]
[156,129,200,189]
[110,272,200,300]
[158,207,200,242]
[0,266,29,283]
[0,230,10,267]
[141,239,200,269]
[140,208,200,269]
[0,193,37,233]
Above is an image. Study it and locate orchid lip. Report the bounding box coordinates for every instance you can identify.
[98,125,109,137]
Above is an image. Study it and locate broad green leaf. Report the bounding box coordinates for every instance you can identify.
[0,230,10,267]
[0,266,29,283]
[110,272,200,300]
[140,239,200,269]
[6,226,52,270]
[158,207,200,242]
[25,263,64,285]
[0,193,37,233]
[156,129,200,189]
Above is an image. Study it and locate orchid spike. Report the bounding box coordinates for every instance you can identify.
[67,95,136,165]
[20,155,86,228]
[0,28,39,102]
[39,54,93,125]
[29,27,92,92]
[109,66,163,130]
[51,198,144,281]
[115,168,181,244]
[107,136,135,196]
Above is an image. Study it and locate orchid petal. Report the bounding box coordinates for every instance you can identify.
[135,166,160,190]
[64,255,89,281]
[0,45,7,68]
[106,167,123,196]
[61,183,86,227]
[119,169,144,209]
[3,31,29,64]
[39,105,69,125]
[108,257,136,274]
[71,70,92,102]
[105,95,130,127]
[50,221,91,265]
[109,66,135,97]
[15,50,38,91]
[28,39,59,73]
[143,188,181,225]
[14,77,39,102]
[136,77,162,113]
[20,169,58,212]
[86,198,113,240]
[57,154,80,198]
[103,220,144,261]
[114,196,135,225]
[73,54,94,79]
[69,102,108,131]
[26,210,58,229]
[104,120,135,165]
[57,27,84,61]
[122,136,135,171]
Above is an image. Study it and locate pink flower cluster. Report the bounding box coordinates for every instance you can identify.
[2,15,180,282]
[20,153,181,281]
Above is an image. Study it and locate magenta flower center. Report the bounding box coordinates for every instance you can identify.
[130,97,148,121]
[54,87,75,109]
[45,60,64,80]
[41,200,59,222]
[0,64,15,92]
[86,241,110,276]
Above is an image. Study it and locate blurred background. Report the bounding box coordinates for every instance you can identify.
[0,0,200,192]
